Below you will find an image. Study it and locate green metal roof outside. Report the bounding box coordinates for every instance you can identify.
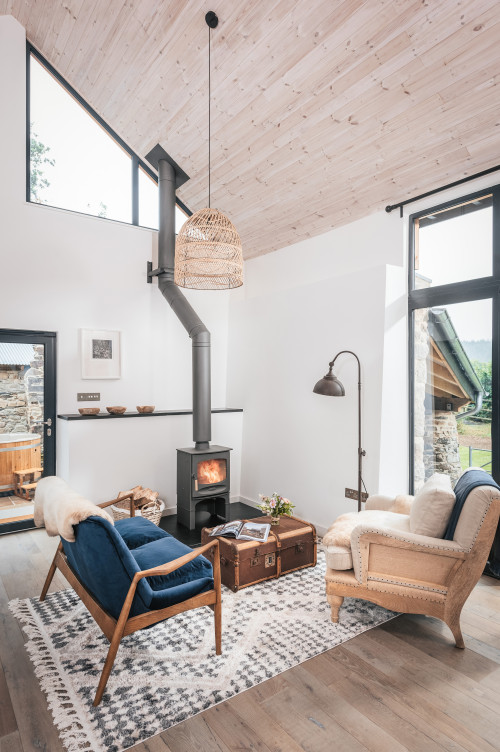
[428,308,483,401]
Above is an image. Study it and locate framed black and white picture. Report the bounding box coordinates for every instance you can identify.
[80,329,121,379]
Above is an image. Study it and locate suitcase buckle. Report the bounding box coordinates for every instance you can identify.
[265,553,275,568]
[295,543,304,553]
[251,556,260,567]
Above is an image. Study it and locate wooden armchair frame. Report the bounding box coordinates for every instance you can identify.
[40,493,222,705]
[326,497,500,649]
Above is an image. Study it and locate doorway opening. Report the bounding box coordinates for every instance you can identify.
[0,329,56,533]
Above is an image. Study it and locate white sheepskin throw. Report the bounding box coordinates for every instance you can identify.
[323,511,382,547]
[34,476,113,542]
[323,494,412,548]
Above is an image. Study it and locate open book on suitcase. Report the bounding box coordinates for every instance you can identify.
[209,519,271,542]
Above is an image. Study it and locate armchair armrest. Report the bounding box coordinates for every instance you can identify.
[350,522,466,586]
[112,540,222,655]
[364,494,397,511]
[364,494,415,512]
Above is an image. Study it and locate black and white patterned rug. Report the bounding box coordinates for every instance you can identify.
[9,553,396,752]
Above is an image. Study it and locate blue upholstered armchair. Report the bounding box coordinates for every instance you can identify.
[39,485,221,706]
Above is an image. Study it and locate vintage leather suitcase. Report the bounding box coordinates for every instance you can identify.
[201,515,317,592]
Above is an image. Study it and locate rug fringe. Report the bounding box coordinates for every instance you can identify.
[8,598,99,752]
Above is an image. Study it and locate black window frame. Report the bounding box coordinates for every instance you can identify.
[408,184,500,492]
[26,42,191,227]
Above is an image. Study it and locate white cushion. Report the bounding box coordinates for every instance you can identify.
[410,472,455,538]
[324,545,353,571]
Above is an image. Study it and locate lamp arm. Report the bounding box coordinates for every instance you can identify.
[329,350,365,512]
[329,350,360,376]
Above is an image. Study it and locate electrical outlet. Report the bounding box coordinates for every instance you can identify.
[77,392,100,402]
[345,488,369,503]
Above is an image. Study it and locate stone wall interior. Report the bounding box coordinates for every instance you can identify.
[413,275,465,490]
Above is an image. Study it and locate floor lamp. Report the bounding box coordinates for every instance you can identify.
[313,350,366,512]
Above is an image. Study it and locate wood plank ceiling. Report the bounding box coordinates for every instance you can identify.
[2,0,500,258]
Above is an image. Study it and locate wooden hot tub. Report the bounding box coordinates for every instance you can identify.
[0,433,41,493]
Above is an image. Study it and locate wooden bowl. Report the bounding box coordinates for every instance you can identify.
[78,407,100,415]
[136,405,155,413]
[106,406,127,415]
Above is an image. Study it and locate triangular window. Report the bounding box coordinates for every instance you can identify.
[28,47,188,230]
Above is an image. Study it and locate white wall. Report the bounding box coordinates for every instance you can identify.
[227,212,407,533]
[58,412,243,507]
[378,264,408,495]
[0,15,240,503]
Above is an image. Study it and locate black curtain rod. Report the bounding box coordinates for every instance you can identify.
[385,163,500,217]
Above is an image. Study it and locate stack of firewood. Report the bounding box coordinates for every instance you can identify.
[117,485,159,508]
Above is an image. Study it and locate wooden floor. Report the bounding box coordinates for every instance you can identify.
[1,530,500,752]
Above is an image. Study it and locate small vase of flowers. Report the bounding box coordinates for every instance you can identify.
[257,492,295,525]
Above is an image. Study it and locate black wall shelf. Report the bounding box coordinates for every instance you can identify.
[57,408,243,421]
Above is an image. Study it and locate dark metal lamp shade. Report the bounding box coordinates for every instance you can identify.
[313,367,345,397]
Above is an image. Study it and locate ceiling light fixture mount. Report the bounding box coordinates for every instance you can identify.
[205,10,218,29]
[174,10,243,291]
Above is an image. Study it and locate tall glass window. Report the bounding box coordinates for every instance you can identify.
[30,57,132,223]
[138,167,159,230]
[27,47,190,229]
[410,190,499,491]
[414,195,492,287]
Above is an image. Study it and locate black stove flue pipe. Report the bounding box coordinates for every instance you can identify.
[146,147,211,450]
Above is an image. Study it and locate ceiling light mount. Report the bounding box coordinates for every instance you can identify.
[205,11,219,29]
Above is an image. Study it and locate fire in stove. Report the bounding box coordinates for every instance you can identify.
[197,459,227,485]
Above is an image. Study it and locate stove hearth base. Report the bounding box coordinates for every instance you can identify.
[177,494,230,531]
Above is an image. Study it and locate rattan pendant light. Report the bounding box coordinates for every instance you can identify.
[175,11,243,290]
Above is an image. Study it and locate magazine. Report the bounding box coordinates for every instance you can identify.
[210,519,271,542]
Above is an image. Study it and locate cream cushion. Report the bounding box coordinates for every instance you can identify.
[410,472,455,538]
[325,545,353,571]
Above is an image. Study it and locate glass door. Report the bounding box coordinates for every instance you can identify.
[0,329,56,533]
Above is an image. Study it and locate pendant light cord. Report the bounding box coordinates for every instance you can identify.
[205,12,218,209]
[208,22,211,209]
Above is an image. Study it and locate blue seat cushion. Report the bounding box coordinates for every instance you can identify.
[131,536,213,592]
[116,516,170,549]
[148,576,214,611]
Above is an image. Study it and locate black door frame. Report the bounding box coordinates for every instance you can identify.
[0,329,57,534]
[408,184,500,493]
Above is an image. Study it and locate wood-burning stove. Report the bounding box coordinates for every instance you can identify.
[177,445,231,530]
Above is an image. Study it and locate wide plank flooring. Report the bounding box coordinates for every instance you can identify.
[1,529,500,752]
